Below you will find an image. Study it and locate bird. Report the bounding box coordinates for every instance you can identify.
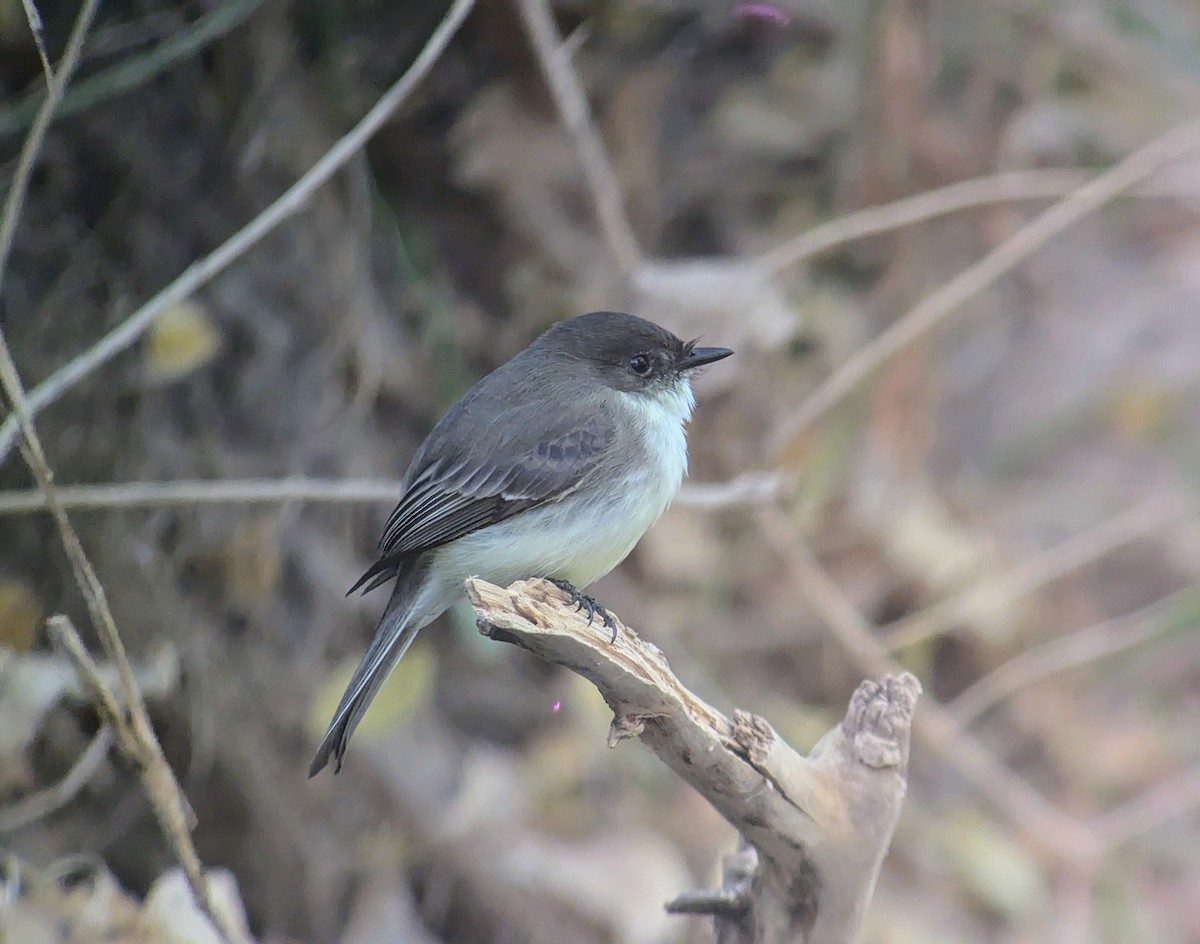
[309,311,732,776]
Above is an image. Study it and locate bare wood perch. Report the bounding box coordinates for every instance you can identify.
[465,577,920,944]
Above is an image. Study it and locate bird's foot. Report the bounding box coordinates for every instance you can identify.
[546,578,618,642]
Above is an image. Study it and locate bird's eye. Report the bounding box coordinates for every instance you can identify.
[628,354,652,376]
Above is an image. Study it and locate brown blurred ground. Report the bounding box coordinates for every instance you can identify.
[2,1,1200,942]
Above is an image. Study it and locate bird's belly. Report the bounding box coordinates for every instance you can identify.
[435,467,680,590]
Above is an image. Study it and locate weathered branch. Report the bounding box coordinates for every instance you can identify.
[466,577,920,944]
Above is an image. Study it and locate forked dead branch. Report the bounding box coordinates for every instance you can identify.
[467,577,920,944]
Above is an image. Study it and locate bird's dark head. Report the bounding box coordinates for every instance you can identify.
[533,311,733,397]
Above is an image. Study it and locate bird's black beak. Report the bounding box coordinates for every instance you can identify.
[678,346,734,371]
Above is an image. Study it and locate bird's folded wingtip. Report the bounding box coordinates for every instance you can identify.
[308,738,341,778]
[308,728,349,778]
[347,559,398,597]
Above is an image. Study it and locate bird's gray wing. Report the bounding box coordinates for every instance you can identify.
[378,423,615,558]
[345,355,621,596]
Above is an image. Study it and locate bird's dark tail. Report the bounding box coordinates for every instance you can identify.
[308,568,428,777]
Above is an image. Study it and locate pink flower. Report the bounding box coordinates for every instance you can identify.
[733,3,791,27]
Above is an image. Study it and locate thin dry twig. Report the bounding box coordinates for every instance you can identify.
[0,4,474,939]
[0,0,478,464]
[788,514,1200,881]
[0,469,784,514]
[0,0,100,299]
[0,39,226,899]
[19,0,54,84]
[0,477,404,513]
[0,0,121,730]
[0,0,263,140]
[1093,765,1200,852]
[0,278,246,939]
[677,470,788,507]
[515,0,642,276]
[46,616,241,939]
[756,508,1103,869]
[755,169,1197,273]
[0,726,114,834]
[881,491,1188,651]
[949,588,1194,725]
[0,310,243,942]
[769,119,1200,455]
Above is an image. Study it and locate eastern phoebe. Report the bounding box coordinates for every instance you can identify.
[309,311,732,776]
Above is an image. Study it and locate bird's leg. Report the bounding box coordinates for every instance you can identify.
[545,578,618,642]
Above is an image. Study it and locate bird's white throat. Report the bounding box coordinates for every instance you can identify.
[616,375,695,509]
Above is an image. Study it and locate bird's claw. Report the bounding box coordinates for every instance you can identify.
[547,579,618,642]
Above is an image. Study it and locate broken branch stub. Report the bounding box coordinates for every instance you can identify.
[465,577,920,944]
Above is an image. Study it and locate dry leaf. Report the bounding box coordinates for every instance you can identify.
[1106,383,1177,443]
[0,577,42,653]
[143,300,221,383]
[0,644,178,779]
[221,516,282,607]
[139,868,253,944]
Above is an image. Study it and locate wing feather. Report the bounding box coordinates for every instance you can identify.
[372,421,616,565]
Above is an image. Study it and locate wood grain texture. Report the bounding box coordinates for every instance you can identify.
[466,576,920,944]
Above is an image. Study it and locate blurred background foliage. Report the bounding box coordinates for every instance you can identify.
[1,0,1199,942]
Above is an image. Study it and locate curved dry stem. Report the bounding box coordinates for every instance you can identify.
[0,0,478,464]
[0,4,477,940]
[769,120,1200,456]
[755,170,1198,273]
[949,588,1194,725]
[882,491,1188,652]
[514,0,642,276]
[0,0,101,298]
[0,726,114,833]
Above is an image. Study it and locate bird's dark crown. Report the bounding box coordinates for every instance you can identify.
[532,311,711,393]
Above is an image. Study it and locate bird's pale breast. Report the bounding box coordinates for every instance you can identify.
[435,380,692,591]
